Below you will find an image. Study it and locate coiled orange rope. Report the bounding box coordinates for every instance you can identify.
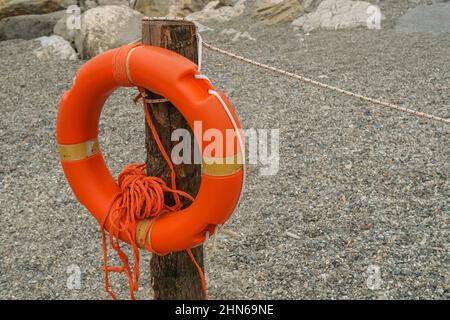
[100,88,208,300]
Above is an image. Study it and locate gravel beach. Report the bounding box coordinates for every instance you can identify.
[0,1,449,299]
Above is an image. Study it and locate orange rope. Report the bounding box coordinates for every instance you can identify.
[100,88,208,300]
[187,248,209,300]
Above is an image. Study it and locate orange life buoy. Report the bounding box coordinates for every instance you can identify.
[57,44,245,256]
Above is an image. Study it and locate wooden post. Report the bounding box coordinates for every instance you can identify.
[141,18,205,300]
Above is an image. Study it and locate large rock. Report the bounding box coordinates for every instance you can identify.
[255,0,304,24]
[53,9,78,45]
[33,34,78,60]
[395,3,450,34]
[292,0,376,32]
[187,0,245,23]
[133,0,171,16]
[73,5,143,59]
[168,0,221,17]
[133,0,235,17]
[0,0,73,19]
[82,0,130,11]
[133,0,210,17]
[0,1,131,20]
[302,0,322,12]
[0,10,65,41]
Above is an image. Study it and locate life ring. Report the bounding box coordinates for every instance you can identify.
[57,44,245,256]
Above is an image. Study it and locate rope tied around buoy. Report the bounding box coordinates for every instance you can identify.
[100,88,208,300]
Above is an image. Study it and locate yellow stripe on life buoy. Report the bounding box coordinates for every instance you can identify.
[202,154,243,177]
[59,138,100,162]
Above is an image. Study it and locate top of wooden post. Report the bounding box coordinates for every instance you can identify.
[141,18,198,63]
[141,17,196,26]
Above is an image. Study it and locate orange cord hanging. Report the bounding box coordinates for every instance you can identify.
[100,89,207,300]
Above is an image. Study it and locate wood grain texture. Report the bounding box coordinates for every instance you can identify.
[142,18,205,300]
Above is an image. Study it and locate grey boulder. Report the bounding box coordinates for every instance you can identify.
[0,10,65,41]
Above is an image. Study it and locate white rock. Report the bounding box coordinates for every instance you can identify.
[220,28,256,42]
[168,0,219,17]
[195,22,215,32]
[220,28,239,35]
[53,13,76,45]
[74,5,143,59]
[292,0,379,32]
[134,0,215,17]
[134,0,174,16]
[285,231,301,240]
[33,35,78,61]
[187,0,246,23]
[238,31,256,41]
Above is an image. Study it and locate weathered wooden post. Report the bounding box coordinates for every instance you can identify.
[141,18,206,300]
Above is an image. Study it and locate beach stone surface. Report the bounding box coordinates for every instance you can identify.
[0,0,449,300]
[395,3,450,34]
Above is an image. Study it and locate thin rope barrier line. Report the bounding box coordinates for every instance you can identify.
[202,41,450,126]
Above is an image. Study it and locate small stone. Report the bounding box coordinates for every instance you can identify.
[360,223,374,231]
[33,35,78,60]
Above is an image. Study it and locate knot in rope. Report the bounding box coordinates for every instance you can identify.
[110,163,192,230]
